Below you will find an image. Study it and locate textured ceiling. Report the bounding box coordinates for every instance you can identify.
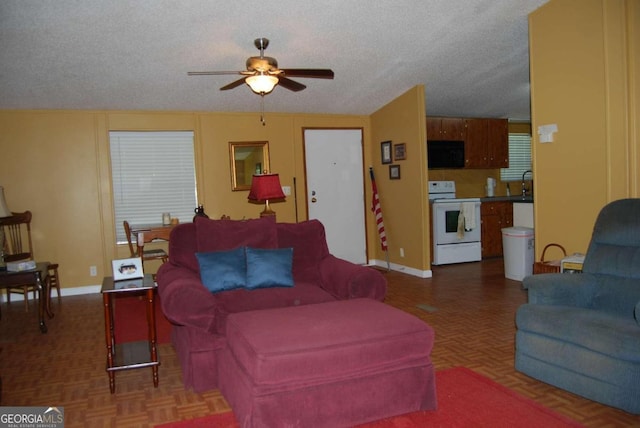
[0,0,548,120]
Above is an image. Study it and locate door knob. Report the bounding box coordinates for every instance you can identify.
[311,197,317,203]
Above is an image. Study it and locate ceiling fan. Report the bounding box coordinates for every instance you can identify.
[188,38,334,95]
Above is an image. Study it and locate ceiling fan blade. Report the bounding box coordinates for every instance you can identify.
[188,71,247,76]
[220,77,248,91]
[280,69,334,79]
[278,77,306,92]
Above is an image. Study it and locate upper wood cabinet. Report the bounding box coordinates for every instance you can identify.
[464,118,509,169]
[427,116,509,169]
[426,117,465,141]
[486,119,509,168]
[464,118,488,168]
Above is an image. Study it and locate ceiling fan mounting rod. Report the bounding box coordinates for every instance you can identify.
[254,38,269,57]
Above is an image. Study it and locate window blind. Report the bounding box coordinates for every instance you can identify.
[109,131,197,243]
[500,133,532,182]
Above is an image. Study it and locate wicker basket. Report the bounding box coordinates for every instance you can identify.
[533,243,567,274]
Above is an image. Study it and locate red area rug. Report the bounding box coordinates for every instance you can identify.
[156,367,583,428]
[114,294,172,344]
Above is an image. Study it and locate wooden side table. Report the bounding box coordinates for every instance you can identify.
[101,274,159,393]
[0,262,52,333]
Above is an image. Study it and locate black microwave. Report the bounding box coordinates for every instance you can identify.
[427,140,465,169]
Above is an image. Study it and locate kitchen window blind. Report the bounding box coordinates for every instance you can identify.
[109,131,197,243]
[500,133,532,182]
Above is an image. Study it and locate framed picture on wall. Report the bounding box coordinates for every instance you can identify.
[394,143,406,161]
[389,164,401,180]
[381,141,392,164]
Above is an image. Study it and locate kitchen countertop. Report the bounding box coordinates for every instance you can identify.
[480,195,534,203]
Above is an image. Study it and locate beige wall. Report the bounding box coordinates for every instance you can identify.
[370,86,430,272]
[0,111,106,285]
[528,0,639,256]
[0,109,381,288]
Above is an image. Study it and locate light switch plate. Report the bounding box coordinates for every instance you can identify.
[538,124,558,143]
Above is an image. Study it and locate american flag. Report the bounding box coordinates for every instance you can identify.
[369,167,388,251]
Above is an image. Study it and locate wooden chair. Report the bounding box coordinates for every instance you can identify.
[2,211,35,310]
[47,263,61,310]
[1,211,33,262]
[1,211,62,312]
[123,221,168,264]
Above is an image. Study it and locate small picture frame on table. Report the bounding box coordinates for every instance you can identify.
[381,141,392,164]
[112,257,144,281]
[394,143,406,161]
[389,164,401,180]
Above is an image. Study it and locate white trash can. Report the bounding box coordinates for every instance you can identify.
[502,227,535,281]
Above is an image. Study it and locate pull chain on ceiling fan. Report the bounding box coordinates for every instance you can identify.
[188,38,334,124]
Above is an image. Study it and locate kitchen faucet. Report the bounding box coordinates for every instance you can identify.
[522,170,533,196]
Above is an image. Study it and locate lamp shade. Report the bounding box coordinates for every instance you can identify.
[248,174,285,202]
[246,74,279,94]
[0,186,11,218]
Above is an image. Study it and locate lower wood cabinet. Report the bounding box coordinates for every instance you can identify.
[481,201,513,258]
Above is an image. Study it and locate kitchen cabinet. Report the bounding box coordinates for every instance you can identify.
[481,201,513,258]
[426,117,465,141]
[464,118,509,168]
[487,119,509,167]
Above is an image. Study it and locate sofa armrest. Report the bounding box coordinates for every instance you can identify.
[523,272,597,307]
[156,262,218,334]
[318,255,387,301]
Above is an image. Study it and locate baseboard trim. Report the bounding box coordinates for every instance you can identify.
[368,259,432,278]
[0,284,101,303]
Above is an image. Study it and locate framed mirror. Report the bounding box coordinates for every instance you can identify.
[229,141,270,191]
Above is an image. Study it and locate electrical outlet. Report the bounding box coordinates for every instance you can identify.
[400,248,405,257]
[90,266,97,277]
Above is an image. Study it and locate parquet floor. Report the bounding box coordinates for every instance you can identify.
[1,258,639,427]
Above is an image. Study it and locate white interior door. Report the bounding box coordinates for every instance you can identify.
[304,129,366,264]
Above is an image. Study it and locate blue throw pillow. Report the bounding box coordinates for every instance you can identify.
[196,247,246,293]
[246,247,294,289]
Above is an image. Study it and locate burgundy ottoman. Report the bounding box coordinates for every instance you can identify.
[218,298,436,427]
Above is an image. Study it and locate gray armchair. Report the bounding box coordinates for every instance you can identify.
[516,198,640,414]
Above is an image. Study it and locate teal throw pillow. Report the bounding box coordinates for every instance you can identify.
[196,247,246,293]
[246,247,294,289]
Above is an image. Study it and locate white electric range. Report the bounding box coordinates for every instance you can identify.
[429,181,482,265]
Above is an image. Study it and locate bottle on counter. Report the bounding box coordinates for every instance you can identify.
[193,205,209,221]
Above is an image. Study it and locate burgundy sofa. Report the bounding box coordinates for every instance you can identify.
[156,216,387,392]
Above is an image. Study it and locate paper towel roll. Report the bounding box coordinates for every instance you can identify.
[486,177,496,197]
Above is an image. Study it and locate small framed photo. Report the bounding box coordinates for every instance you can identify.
[381,141,392,164]
[389,164,401,180]
[394,143,406,161]
[112,257,144,281]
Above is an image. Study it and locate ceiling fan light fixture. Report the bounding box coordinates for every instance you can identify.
[246,74,278,94]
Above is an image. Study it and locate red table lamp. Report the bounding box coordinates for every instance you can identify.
[248,173,285,218]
